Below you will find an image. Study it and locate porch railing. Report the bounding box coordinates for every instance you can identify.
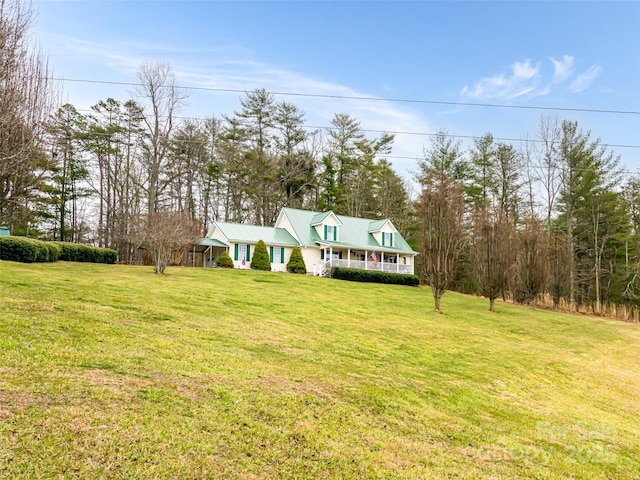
[315,258,414,275]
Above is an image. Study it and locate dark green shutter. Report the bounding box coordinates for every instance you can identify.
[269,246,273,263]
[390,233,393,246]
[234,244,238,261]
[321,249,324,260]
[333,227,337,241]
[246,244,250,261]
[280,247,284,263]
[324,225,327,240]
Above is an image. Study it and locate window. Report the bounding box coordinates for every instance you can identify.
[270,246,285,264]
[382,232,393,247]
[234,243,250,261]
[324,225,337,241]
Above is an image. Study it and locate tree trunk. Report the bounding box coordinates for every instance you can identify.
[489,297,496,312]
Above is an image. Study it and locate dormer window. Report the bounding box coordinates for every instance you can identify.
[382,232,393,247]
[324,225,337,241]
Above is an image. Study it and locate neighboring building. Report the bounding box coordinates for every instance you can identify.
[202,207,417,275]
[0,226,9,237]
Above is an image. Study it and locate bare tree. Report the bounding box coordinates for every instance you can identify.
[135,62,187,214]
[0,0,58,230]
[548,229,571,311]
[140,210,199,274]
[416,130,467,312]
[514,218,549,309]
[472,208,517,312]
[417,178,465,312]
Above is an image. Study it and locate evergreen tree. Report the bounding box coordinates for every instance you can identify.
[250,239,271,271]
[216,251,234,268]
[287,246,306,274]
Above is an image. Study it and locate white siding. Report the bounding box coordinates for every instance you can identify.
[301,246,322,274]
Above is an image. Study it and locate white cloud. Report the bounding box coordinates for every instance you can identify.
[550,55,574,82]
[569,65,603,92]
[461,59,541,100]
[462,56,602,101]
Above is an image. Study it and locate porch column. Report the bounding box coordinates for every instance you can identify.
[397,255,400,273]
[381,251,384,271]
[192,245,196,267]
[330,246,333,268]
[347,249,351,268]
[365,250,368,270]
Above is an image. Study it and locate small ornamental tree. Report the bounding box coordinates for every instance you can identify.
[216,251,234,268]
[250,240,271,271]
[140,211,200,274]
[287,246,306,274]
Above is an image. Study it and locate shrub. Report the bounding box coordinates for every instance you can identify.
[216,251,234,268]
[332,267,419,286]
[287,246,306,274]
[250,240,271,271]
[0,237,59,263]
[0,238,116,264]
[51,242,118,264]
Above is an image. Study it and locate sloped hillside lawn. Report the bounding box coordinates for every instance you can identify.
[0,261,638,479]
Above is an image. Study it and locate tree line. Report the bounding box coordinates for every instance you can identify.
[416,123,640,317]
[1,0,639,315]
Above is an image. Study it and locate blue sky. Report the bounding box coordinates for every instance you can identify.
[32,0,640,177]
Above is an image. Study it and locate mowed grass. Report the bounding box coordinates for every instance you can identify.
[0,261,639,479]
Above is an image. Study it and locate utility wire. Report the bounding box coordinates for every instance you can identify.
[49,77,640,116]
[67,105,640,151]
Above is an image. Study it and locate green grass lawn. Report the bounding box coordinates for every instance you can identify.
[0,261,638,479]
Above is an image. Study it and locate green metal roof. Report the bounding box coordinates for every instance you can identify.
[280,208,416,254]
[367,219,388,233]
[310,211,332,225]
[214,222,298,246]
[196,237,228,247]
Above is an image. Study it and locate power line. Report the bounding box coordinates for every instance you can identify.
[67,107,640,151]
[50,77,640,116]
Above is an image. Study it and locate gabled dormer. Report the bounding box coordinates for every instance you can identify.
[368,219,398,248]
[311,211,343,242]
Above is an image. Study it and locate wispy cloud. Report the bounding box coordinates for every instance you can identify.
[550,55,574,82]
[569,65,603,93]
[461,59,540,100]
[462,56,602,101]
[45,34,430,176]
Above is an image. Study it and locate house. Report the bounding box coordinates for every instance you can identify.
[202,207,417,275]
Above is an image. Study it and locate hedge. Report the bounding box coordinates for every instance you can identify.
[0,237,117,264]
[50,242,118,264]
[332,267,419,286]
[0,237,60,263]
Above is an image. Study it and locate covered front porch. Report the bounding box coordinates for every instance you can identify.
[313,245,414,276]
[183,238,228,268]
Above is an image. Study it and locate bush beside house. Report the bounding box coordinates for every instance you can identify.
[250,240,271,271]
[287,246,306,274]
[216,251,234,268]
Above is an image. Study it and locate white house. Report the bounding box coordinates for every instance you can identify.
[201,207,417,275]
